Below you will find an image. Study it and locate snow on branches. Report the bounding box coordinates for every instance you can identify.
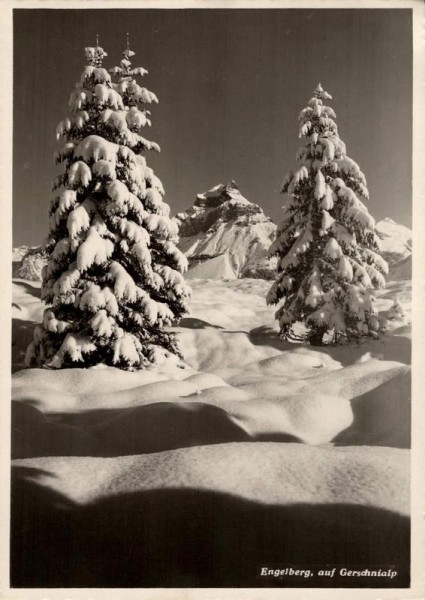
[27,43,191,370]
[267,84,387,345]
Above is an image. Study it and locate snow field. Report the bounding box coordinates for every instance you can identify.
[13,277,411,447]
[11,274,411,588]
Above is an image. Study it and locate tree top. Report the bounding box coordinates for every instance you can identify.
[85,44,108,67]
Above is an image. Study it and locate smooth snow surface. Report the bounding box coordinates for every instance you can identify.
[13,277,411,443]
[14,444,408,513]
[186,253,237,280]
[11,274,411,587]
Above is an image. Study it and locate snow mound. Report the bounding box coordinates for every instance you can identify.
[376,218,412,265]
[11,443,410,587]
[14,443,409,513]
[186,252,237,280]
[174,181,277,279]
[12,281,43,322]
[12,277,411,445]
[13,278,410,446]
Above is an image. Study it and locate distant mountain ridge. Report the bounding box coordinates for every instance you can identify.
[174,181,277,279]
[12,246,45,280]
[375,218,412,281]
[12,201,411,283]
[375,218,412,265]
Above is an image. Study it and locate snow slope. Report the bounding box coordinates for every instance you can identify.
[174,181,277,279]
[11,274,411,587]
[185,252,236,280]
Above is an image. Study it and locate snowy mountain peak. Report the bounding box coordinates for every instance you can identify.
[174,183,277,279]
[175,181,270,239]
[195,181,252,208]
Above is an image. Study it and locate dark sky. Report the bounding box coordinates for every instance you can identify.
[13,8,412,247]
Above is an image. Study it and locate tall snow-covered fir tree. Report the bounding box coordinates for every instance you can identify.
[26,43,190,370]
[267,84,388,345]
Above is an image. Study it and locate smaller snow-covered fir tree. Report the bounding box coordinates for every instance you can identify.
[267,84,388,345]
[26,42,190,370]
[388,297,405,320]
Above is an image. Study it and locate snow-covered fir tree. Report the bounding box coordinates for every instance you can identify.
[26,42,190,369]
[267,84,388,345]
[388,297,405,320]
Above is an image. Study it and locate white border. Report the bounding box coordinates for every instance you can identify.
[1,1,423,599]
